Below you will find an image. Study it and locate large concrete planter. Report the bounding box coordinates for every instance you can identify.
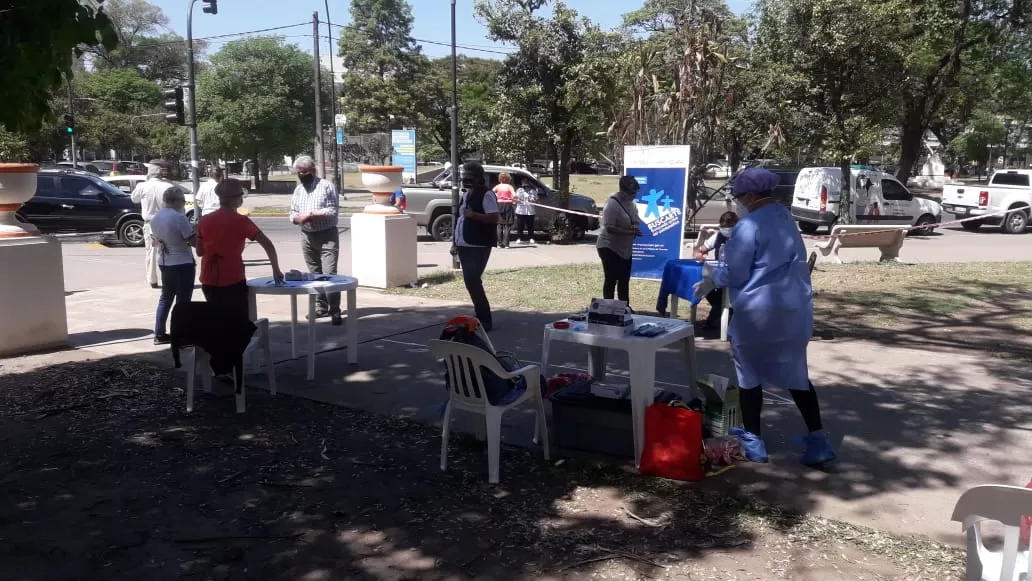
[0,163,40,238]
[359,165,404,214]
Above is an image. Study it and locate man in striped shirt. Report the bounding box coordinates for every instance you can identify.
[289,155,342,325]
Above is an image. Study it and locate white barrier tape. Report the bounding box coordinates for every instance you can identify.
[799,206,1027,240]
[524,201,602,219]
[520,200,1027,238]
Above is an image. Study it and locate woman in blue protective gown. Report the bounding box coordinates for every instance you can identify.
[693,167,837,466]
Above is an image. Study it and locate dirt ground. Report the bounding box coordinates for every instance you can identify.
[0,356,962,581]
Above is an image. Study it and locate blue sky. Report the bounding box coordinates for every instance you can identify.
[153,0,749,60]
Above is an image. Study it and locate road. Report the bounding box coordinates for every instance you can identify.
[61,206,1029,295]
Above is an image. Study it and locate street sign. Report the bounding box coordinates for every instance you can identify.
[391,129,417,181]
[334,114,347,127]
[335,127,344,145]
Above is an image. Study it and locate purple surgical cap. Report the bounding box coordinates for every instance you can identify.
[731,168,780,197]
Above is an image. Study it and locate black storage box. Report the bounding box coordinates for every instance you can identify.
[549,382,681,458]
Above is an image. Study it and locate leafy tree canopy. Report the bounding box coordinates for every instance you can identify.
[0,0,117,133]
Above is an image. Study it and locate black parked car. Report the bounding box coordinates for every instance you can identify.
[17,168,146,246]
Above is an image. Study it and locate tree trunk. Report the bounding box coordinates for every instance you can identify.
[549,145,560,191]
[558,134,573,208]
[896,104,926,184]
[254,153,263,191]
[838,157,854,225]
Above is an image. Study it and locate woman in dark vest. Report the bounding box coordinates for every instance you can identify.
[454,161,499,331]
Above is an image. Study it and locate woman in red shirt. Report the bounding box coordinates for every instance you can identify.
[196,179,283,320]
[493,171,516,248]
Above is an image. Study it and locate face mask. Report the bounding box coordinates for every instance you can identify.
[298,174,314,186]
[719,228,731,237]
[734,198,750,217]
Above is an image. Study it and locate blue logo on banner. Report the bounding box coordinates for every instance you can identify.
[625,167,688,280]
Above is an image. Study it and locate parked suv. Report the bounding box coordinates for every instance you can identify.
[17,169,146,246]
[403,165,601,241]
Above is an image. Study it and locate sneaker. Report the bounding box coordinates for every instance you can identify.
[729,427,769,463]
[796,430,837,467]
[153,333,171,345]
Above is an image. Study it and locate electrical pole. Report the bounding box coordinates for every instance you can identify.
[66,81,77,167]
[324,0,340,192]
[186,0,201,196]
[449,0,460,270]
[313,12,325,179]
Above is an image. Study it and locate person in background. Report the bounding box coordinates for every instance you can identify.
[150,187,196,345]
[596,175,642,307]
[389,186,407,211]
[514,178,537,245]
[493,171,516,248]
[693,211,739,330]
[131,159,172,289]
[288,156,342,325]
[194,166,224,219]
[197,179,283,321]
[454,161,499,331]
[693,167,835,467]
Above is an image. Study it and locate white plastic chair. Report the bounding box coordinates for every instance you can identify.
[427,339,550,484]
[185,318,276,414]
[951,484,1032,580]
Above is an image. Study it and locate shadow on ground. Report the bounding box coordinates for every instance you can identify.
[811,274,1032,357]
[0,303,995,579]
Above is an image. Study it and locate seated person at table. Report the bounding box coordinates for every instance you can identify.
[693,211,738,329]
[196,179,284,321]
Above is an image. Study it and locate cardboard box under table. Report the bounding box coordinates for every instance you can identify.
[550,381,681,458]
[540,314,700,466]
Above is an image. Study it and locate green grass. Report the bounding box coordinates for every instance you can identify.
[386,261,1032,352]
[568,174,622,203]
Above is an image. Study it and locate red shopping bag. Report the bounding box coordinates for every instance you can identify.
[1021,478,1032,548]
[639,403,704,481]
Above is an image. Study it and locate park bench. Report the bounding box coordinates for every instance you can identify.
[811,224,906,264]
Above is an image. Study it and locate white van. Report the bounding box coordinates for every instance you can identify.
[790,167,942,235]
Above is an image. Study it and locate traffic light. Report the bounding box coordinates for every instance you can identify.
[164,87,185,125]
[201,0,217,14]
[62,114,75,134]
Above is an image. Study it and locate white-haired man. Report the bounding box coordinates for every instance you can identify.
[288,156,341,325]
[131,159,173,288]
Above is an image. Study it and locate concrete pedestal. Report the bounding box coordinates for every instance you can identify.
[350,213,417,288]
[0,237,68,356]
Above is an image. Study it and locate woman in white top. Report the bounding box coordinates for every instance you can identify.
[514,179,538,244]
[149,187,197,344]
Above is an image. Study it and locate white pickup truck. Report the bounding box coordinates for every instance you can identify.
[941,169,1032,234]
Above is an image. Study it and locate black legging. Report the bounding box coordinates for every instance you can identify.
[201,281,250,322]
[597,247,631,305]
[740,383,824,437]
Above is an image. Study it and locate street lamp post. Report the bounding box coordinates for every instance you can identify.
[186,0,217,197]
[449,0,460,270]
[66,82,77,166]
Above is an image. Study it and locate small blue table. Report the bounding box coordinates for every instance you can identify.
[655,259,730,341]
[655,259,706,315]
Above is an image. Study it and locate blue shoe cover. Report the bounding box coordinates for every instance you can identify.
[729,427,769,463]
[796,430,837,466]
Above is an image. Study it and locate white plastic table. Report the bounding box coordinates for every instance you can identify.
[540,315,698,466]
[247,275,359,380]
